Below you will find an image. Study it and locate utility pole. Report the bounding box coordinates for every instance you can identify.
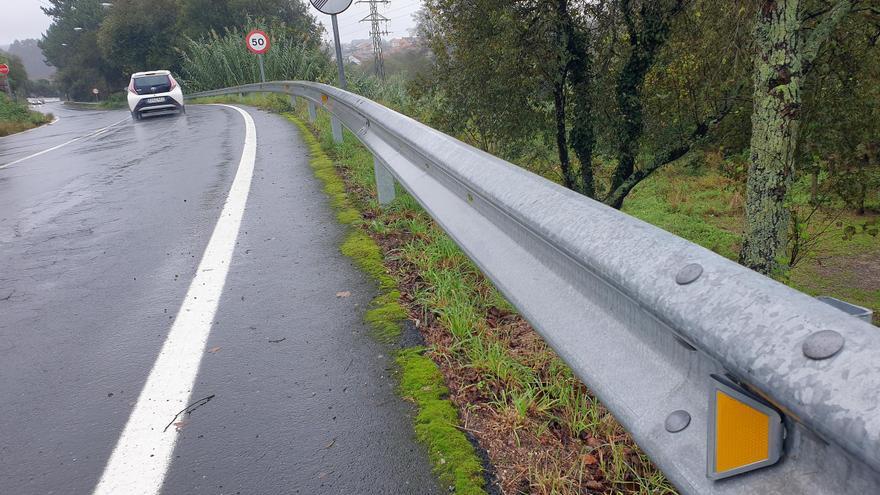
[357,0,389,80]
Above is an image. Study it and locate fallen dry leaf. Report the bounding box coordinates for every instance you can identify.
[207,346,222,353]
[335,291,351,298]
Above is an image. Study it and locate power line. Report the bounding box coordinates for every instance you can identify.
[335,0,419,33]
[356,0,390,80]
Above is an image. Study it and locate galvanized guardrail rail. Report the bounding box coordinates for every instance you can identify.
[191,82,880,494]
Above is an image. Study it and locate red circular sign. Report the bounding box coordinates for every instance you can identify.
[0,64,9,75]
[246,30,270,55]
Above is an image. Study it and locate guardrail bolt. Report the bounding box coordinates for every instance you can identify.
[802,330,845,360]
[675,263,703,285]
[665,410,691,433]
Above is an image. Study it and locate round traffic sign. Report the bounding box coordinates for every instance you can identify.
[246,30,270,55]
[0,64,9,75]
[92,88,100,94]
[310,0,353,15]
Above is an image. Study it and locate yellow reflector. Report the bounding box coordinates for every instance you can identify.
[708,376,783,480]
[715,390,770,472]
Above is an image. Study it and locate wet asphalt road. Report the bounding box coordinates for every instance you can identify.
[0,103,441,494]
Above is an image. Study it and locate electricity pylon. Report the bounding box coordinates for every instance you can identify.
[357,0,389,80]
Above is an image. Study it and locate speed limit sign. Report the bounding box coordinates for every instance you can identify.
[246,30,270,55]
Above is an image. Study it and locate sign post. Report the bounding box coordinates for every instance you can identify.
[309,0,352,91]
[245,29,270,83]
[329,14,347,90]
[92,87,100,102]
[309,0,353,143]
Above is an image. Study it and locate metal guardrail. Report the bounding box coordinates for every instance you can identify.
[190,82,880,494]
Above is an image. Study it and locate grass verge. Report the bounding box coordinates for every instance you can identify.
[623,165,879,324]
[0,94,53,136]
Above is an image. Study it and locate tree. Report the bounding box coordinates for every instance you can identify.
[799,10,880,216]
[740,0,859,275]
[178,0,321,46]
[599,0,751,208]
[0,52,31,97]
[97,0,183,75]
[39,0,117,100]
[414,0,598,190]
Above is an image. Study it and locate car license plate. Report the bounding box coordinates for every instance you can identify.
[146,97,164,103]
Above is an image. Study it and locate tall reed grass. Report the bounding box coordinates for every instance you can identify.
[178,25,334,92]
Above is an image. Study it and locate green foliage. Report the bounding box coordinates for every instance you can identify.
[28,79,61,98]
[0,51,31,96]
[40,0,118,100]
[177,0,321,43]
[178,24,333,91]
[97,0,182,75]
[799,13,880,215]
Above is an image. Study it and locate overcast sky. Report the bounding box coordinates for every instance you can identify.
[0,0,52,47]
[0,0,422,47]
[317,0,422,43]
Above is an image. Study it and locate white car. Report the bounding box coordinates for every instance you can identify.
[127,70,185,120]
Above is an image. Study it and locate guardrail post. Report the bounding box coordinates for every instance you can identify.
[307,101,317,123]
[373,156,396,205]
[331,117,343,143]
[290,95,298,108]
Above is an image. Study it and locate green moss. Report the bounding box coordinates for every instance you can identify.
[397,347,486,494]
[366,290,408,342]
[340,231,396,291]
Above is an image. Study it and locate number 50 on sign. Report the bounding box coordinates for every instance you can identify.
[246,30,270,54]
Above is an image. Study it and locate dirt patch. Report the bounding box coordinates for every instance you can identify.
[812,251,880,293]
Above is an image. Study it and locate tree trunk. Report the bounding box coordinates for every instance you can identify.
[608,1,680,207]
[562,0,595,198]
[740,0,854,274]
[810,167,819,206]
[740,1,803,275]
[553,82,576,190]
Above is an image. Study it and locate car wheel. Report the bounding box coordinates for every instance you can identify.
[181,105,186,115]
[131,110,140,121]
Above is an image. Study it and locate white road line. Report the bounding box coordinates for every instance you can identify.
[92,105,257,495]
[0,117,128,170]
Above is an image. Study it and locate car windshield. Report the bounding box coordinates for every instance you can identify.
[133,75,170,90]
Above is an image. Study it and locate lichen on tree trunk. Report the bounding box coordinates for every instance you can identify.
[740,0,855,275]
[740,0,803,275]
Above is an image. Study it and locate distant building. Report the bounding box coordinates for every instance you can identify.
[347,55,362,65]
[389,37,417,53]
